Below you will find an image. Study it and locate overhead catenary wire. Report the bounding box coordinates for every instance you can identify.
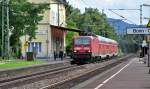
[108,9,137,25]
[66,1,139,27]
[89,0,96,8]
[80,0,91,7]
[108,9,140,10]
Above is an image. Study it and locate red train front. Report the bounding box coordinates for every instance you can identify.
[72,35,118,64]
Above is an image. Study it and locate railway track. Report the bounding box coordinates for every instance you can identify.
[40,54,134,89]
[0,65,84,89]
[0,61,70,79]
[0,54,133,89]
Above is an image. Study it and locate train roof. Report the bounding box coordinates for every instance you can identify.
[74,35,118,44]
[97,35,118,44]
[75,36,94,39]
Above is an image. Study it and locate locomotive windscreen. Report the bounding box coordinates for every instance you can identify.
[74,37,90,45]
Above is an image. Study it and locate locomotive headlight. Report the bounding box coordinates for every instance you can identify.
[74,50,77,52]
[88,50,91,52]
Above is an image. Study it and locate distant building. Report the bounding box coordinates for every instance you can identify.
[20,0,67,58]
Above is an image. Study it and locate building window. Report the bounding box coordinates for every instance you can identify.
[28,42,42,53]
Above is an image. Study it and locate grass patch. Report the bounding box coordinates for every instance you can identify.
[0,60,44,69]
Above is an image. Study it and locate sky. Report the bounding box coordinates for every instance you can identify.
[67,0,150,25]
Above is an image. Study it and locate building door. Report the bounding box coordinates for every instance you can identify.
[51,28,64,54]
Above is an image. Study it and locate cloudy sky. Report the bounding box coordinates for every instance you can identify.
[67,0,150,25]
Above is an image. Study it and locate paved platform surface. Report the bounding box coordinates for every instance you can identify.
[72,58,150,89]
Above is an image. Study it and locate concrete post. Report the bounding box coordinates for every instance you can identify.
[148,42,150,67]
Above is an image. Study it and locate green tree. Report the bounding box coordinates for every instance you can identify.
[79,8,117,39]
[0,0,48,58]
[9,0,48,40]
[65,5,80,55]
[119,34,142,53]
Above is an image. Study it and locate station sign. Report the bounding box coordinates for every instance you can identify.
[24,41,28,48]
[127,28,150,34]
[35,30,47,35]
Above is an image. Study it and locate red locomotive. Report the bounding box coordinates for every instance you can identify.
[72,35,118,64]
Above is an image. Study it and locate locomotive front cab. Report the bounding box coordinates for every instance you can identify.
[72,36,92,63]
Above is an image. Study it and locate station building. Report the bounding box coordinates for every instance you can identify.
[20,0,80,58]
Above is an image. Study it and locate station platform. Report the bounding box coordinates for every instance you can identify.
[72,57,150,89]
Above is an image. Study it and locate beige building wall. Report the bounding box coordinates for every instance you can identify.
[21,0,66,58]
[21,24,51,58]
[49,0,66,26]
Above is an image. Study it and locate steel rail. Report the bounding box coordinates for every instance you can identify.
[40,55,134,89]
[0,65,82,89]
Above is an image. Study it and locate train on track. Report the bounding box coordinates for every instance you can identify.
[71,35,118,64]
